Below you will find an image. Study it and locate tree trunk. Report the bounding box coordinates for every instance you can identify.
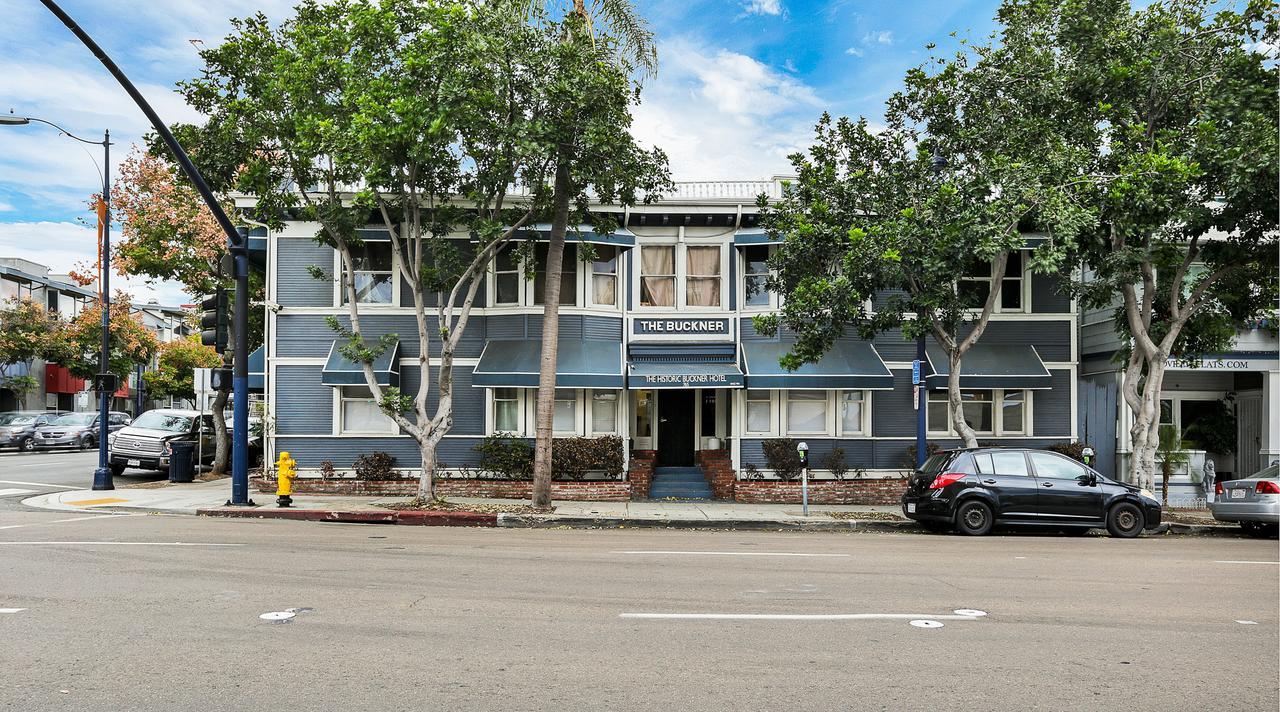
[210,386,229,474]
[530,153,573,510]
[947,349,979,448]
[417,435,439,501]
[1130,359,1167,492]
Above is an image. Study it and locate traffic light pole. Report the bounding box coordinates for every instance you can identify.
[92,129,112,490]
[37,0,253,503]
[230,242,251,506]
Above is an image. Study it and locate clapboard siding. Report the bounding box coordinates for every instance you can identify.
[1033,370,1073,436]
[275,365,332,434]
[397,366,484,435]
[275,314,486,359]
[276,239,335,307]
[1079,372,1119,478]
[1031,272,1071,313]
[274,436,485,469]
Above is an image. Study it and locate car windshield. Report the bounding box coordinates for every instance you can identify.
[919,453,951,474]
[0,414,36,426]
[53,413,96,426]
[131,412,193,433]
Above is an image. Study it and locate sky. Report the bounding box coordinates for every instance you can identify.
[0,0,1003,306]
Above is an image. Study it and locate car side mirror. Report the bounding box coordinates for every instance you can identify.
[1079,473,1098,487]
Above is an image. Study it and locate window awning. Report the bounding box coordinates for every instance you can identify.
[742,341,893,390]
[732,228,780,246]
[627,343,744,389]
[472,340,623,388]
[924,344,1051,390]
[321,341,401,387]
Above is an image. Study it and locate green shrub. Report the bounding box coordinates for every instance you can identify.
[473,433,534,480]
[352,451,398,480]
[552,435,625,480]
[821,447,848,480]
[761,438,805,481]
[1045,442,1096,464]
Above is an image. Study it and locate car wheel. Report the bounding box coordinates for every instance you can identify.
[1242,522,1277,539]
[78,435,93,451]
[18,437,34,453]
[955,500,994,536]
[1106,502,1145,538]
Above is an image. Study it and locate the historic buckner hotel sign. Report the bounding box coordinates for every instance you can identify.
[632,318,730,336]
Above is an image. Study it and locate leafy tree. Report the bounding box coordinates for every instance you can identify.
[179,0,577,500]
[759,6,1094,448]
[52,293,159,385]
[526,2,671,509]
[0,298,65,399]
[142,335,223,404]
[1056,0,1279,488]
[112,147,251,473]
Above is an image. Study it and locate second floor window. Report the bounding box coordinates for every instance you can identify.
[534,243,577,306]
[743,245,771,307]
[686,246,721,307]
[494,246,521,305]
[343,243,394,304]
[958,250,1023,312]
[640,246,675,307]
[590,246,618,307]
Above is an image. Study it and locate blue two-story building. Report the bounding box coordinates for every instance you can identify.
[252,178,1080,501]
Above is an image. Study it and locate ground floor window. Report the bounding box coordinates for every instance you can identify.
[840,390,869,436]
[494,388,521,432]
[928,389,1029,436]
[785,390,828,434]
[553,389,577,433]
[339,386,397,434]
[745,389,773,434]
[591,391,618,434]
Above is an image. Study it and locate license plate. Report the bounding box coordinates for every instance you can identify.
[126,459,140,467]
[906,503,917,513]
[1230,488,1246,499]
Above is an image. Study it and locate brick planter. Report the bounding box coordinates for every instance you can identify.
[628,450,656,500]
[251,475,630,501]
[695,449,735,500]
[733,479,907,505]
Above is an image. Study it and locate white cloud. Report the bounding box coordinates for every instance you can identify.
[863,30,895,45]
[0,221,190,306]
[741,0,784,16]
[630,38,825,181]
[845,47,864,57]
[0,202,13,212]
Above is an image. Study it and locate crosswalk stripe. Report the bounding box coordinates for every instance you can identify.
[0,488,37,498]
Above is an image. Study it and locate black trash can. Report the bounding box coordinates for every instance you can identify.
[168,440,196,483]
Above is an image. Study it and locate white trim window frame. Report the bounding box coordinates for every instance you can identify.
[784,389,833,436]
[838,390,871,437]
[638,243,678,308]
[588,245,620,308]
[957,250,1028,314]
[490,387,524,435]
[589,389,620,435]
[552,388,581,436]
[741,244,775,309]
[337,386,399,435]
[927,388,1032,436]
[492,244,523,307]
[744,389,776,436]
[533,242,578,307]
[336,241,397,307]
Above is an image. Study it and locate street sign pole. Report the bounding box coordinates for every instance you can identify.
[229,235,252,506]
[914,335,927,469]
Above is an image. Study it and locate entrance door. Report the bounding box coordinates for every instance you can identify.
[657,390,696,466]
[1237,393,1263,477]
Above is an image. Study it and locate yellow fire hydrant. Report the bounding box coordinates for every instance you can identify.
[276,451,297,508]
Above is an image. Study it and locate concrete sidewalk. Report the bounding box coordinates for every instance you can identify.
[20,481,1236,534]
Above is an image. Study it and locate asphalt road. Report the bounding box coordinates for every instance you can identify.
[0,501,1276,712]
[0,450,165,512]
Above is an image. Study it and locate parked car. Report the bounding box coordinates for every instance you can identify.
[902,447,1163,538]
[0,410,68,452]
[32,411,131,450]
[1210,464,1279,538]
[226,415,265,467]
[108,409,216,476]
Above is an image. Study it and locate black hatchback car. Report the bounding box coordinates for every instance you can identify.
[902,448,1162,538]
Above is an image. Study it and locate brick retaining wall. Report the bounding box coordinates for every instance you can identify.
[733,479,907,505]
[628,450,655,500]
[252,475,630,501]
[695,449,735,500]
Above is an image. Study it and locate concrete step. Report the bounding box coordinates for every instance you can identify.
[649,488,713,498]
[651,473,707,484]
[653,467,703,475]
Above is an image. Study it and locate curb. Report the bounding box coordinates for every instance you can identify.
[195,508,497,527]
[494,513,917,532]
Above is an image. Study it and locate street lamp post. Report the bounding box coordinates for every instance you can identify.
[1,115,116,490]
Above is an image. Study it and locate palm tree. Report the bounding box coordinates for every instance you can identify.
[527,0,658,509]
[1156,424,1189,507]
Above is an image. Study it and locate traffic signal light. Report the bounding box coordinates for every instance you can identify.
[200,289,228,353]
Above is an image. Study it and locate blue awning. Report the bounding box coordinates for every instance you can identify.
[924,344,1051,390]
[472,340,623,388]
[743,341,893,389]
[627,343,744,389]
[248,346,265,393]
[321,341,401,387]
[732,228,780,246]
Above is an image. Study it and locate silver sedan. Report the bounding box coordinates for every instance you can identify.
[1211,464,1279,538]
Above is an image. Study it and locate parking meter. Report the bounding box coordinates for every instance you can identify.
[797,442,810,516]
[1081,446,1095,467]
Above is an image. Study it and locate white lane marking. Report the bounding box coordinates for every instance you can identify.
[0,514,138,531]
[613,550,851,558]
[1236,620,1259,625]
[1214,561,1280,565]
[954,609,988,617]
[260,611,296,622]
[619,613,980,621]
[910,619,944,628]
[0,608,27,614]
[0,480,79,489]
[0,541,243,547]
[0,488,37,498]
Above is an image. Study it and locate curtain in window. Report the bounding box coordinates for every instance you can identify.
[640,246,674,306]
[686,246,721,307]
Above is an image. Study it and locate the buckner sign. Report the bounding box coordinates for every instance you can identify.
[627,370,745,389]
[633,318,729,335]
